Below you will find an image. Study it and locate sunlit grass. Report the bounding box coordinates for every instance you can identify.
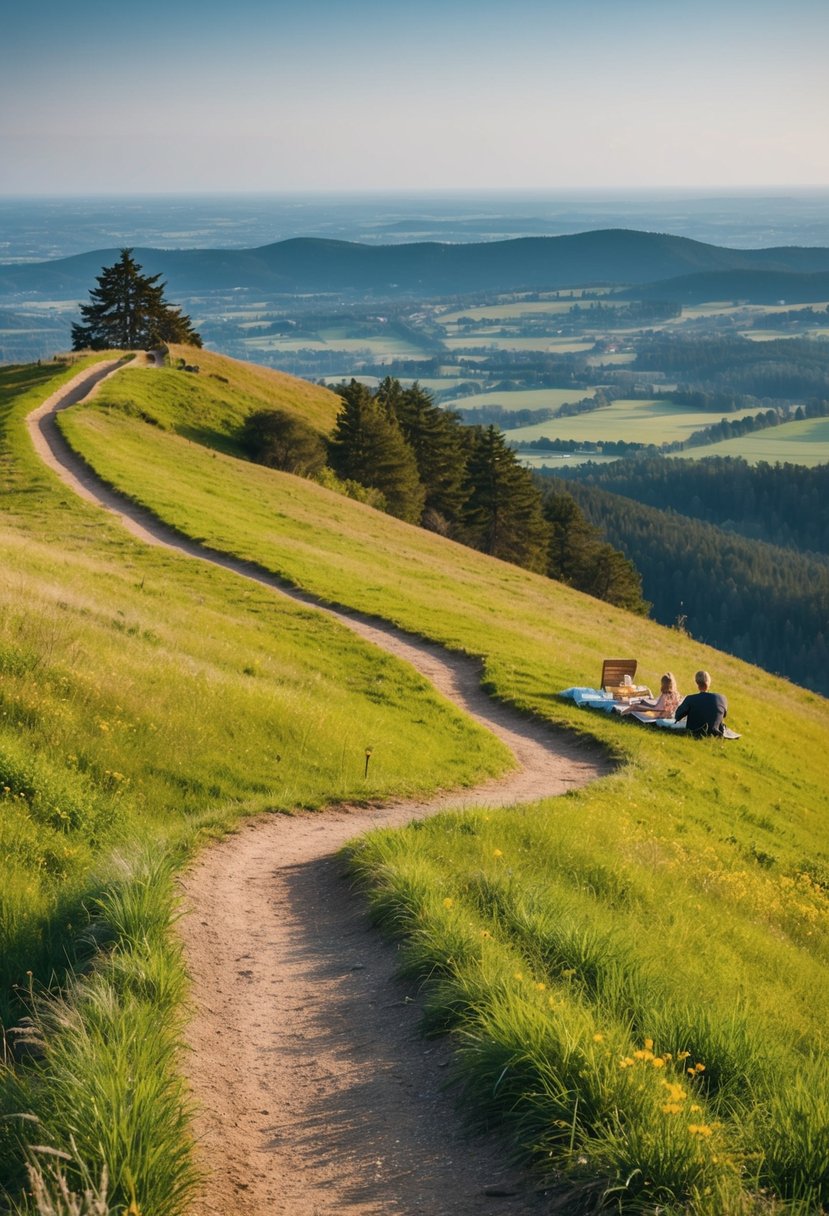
[667,416,829,467]
[7,347,829,1212]
[0,355,510,1211]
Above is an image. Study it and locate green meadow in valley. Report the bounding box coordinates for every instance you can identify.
[1,345,828,1213]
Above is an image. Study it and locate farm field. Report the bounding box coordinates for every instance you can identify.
[324,375,466,392]
[43,346,829,1212]
[242,331,427,359]
[585,350,638,365]
[519,450,622,468]
[436,290,616,324]
[441,387,595,412]
[442,335,595,353]
[668,415,829,466]
[740,327,829,341]
[506,397,762,445]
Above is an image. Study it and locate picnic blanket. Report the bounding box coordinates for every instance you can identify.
[559,688,740,738]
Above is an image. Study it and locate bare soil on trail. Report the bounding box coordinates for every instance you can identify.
[28,359,613,1215]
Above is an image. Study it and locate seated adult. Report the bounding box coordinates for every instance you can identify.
[674,670,728,737]
[618,672,681,717]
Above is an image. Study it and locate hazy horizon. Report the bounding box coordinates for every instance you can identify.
[3,0,828,197]
[3,189,829,265]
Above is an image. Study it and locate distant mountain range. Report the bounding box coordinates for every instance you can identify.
[1,229,829,302]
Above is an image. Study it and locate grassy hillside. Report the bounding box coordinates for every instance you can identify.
[55,348,829,1212]
[0,357,508,1213]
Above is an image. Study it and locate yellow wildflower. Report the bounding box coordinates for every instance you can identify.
[652,1057,666,1068]
[688,1124,713,1137]
[662,1081,686,1102]
[690,1103,703,1113]
[593,1033,604,1042]
[442,897,454,908]
[492,848,503,858]
[662,1102,683,1115]
[644,1038,654,1050]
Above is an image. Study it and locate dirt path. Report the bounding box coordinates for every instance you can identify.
[27,360,612,1215]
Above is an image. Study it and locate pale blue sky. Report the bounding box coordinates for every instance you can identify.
[2,0,828,194]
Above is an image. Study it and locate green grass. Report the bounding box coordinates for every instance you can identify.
[440,387,595,412]
[57,349,829,1212]
[506,398,763,446]
[5,346,829,1212]
[0,355,510,1214]
[437,294,616,324]
[241,333,426,358]
[668,416,829,467]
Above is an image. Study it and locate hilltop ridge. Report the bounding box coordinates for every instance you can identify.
[3,228,829,300]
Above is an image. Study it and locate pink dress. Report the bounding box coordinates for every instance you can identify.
[647,689,681,716]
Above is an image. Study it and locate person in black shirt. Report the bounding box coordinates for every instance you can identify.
[674,670,728,737]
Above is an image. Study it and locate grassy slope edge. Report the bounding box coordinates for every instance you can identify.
[0,357,510,1214]
[54,348,829,1213]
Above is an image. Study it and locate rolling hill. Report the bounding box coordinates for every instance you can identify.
[1,347,828,1214]
[624,267,829,304]
[2,229,829,300]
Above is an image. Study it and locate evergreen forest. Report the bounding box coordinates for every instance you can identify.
[245,377,649,613]
[543,474,829,695]
[564,456,829,557]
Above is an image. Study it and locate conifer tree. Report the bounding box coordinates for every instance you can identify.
[71,248,201,351]
[329,381,425,523]
[462,426,551,574]
[376,378,469,531]
[543,488,648,614]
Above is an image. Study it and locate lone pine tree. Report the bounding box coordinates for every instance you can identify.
[71,248,202,351]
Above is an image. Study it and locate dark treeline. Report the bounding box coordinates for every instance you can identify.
[541,477,829,696]
[748,306,829,329]
[242,378,647,613]
[523,436,647,456]
[633,334,829,401]
[563,456,829,558]
[457,404,559,430]
[679,402,829,450]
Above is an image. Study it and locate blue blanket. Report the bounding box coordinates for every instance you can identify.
[559,688,740,737]
[560,687,684,728]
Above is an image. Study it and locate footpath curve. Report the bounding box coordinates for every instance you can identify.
[28,358,612,1215]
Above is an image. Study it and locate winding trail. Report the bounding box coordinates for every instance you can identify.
[28,359,612,1215]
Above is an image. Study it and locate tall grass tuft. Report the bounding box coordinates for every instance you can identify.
[3,857,197,1216]
[22,1148,112,1216]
